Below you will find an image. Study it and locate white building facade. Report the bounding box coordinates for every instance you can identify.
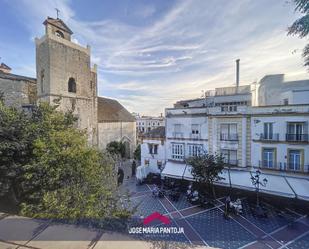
[140,126,166,176]
[251,105,309,173]
[159,74,309,200]
[136,115,165,134]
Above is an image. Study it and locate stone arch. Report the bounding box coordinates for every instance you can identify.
[55,30,64,38]
[121,136,131,159]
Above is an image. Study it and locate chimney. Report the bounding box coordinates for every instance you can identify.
[0,63,11,74]
[236,59,240,93]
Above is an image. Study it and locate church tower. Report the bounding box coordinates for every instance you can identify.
[35,17,98,145]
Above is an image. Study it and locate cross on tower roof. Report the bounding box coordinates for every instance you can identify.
[55,8,60,19]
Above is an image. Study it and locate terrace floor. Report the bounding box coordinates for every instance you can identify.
[122,177,309,249]
[0,177,308,249]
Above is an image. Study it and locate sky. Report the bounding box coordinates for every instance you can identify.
[0,0,308,115]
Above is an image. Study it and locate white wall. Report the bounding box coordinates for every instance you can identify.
[251,115,309,170]
[141,138,166,173]
[165,115,208,161]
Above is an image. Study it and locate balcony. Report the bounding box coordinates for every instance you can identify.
[259,133,279,141]
[286,134,308,142]
[258,161,309,173]
[224,159,238,166]
[172,132,184,139]
[171,154,184,160]
[190,133,201,140]
[220,133,238,141]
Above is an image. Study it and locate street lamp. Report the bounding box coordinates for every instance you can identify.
[250,170,268,208]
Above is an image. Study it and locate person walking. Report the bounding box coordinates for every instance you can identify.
[131,160,136,177]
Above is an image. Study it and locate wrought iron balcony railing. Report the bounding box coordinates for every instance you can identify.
[190,133,201,140]
[224,159,238,166]
[172,132,184,138]
[220,133,238,141]
[286,133,308,142]
[258,160,309,173]
[259,133,279,141]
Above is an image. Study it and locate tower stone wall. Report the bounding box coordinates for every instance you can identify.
[35,18,98,145]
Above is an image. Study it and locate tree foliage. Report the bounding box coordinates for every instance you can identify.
[106,141,126,158]
[134,144,141,161]
[288,0,309,66]
[186,153,225,198]
[0,101,130,224]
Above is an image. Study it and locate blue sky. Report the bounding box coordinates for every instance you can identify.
[0,0,308,115]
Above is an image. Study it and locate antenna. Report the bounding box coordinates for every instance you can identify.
[236,59,240,93]
[55,8,60,19]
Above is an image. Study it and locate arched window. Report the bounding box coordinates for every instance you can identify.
[55,30,64,38]
[68,77,76,93]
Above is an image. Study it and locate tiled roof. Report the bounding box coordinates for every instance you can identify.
[97,96,135,122]
[0,63,11,70]
[0,72,36,82]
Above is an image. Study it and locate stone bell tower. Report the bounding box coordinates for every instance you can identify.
[35,17,98,145]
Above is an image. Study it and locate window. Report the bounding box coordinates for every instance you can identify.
[221,149,237,165]
[221,105,237,112]
[68,77,76,93]
[191,124,199,134]
[148,144,153,154]
[283,98,289,105]
[148,144,158,154]
[220,123,238,141]
[262,148,275,168]
[188,144,203,157]
[55,30,64,38]
[288,150,302,171]
[173,124,183,138]
[145,160,149,166]
[154,144,158,154]
[263,123,273,140]
[171,143,184,160]
[287,122,306,141]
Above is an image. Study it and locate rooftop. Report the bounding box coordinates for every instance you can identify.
[143,126,165,139]
[97,96,135,123]
[0,72,36,82]
[43,17,73,34]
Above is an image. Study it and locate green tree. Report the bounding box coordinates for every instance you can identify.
[0,91,4,103]
[0,102,32,201]
[0,101,131,226]
[134,144,141,161]
[288,0,309,66]
[186,153,225,199]
[106,141,125,158]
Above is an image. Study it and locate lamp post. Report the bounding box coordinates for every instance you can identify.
[250,170,268,207]
[227,163,232,195]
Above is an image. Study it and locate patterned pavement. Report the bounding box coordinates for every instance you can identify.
[1,179,307,249]
[125,180,309,249]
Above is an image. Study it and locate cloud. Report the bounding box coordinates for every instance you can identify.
[5,0,309,115]
[133,4,156,18]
